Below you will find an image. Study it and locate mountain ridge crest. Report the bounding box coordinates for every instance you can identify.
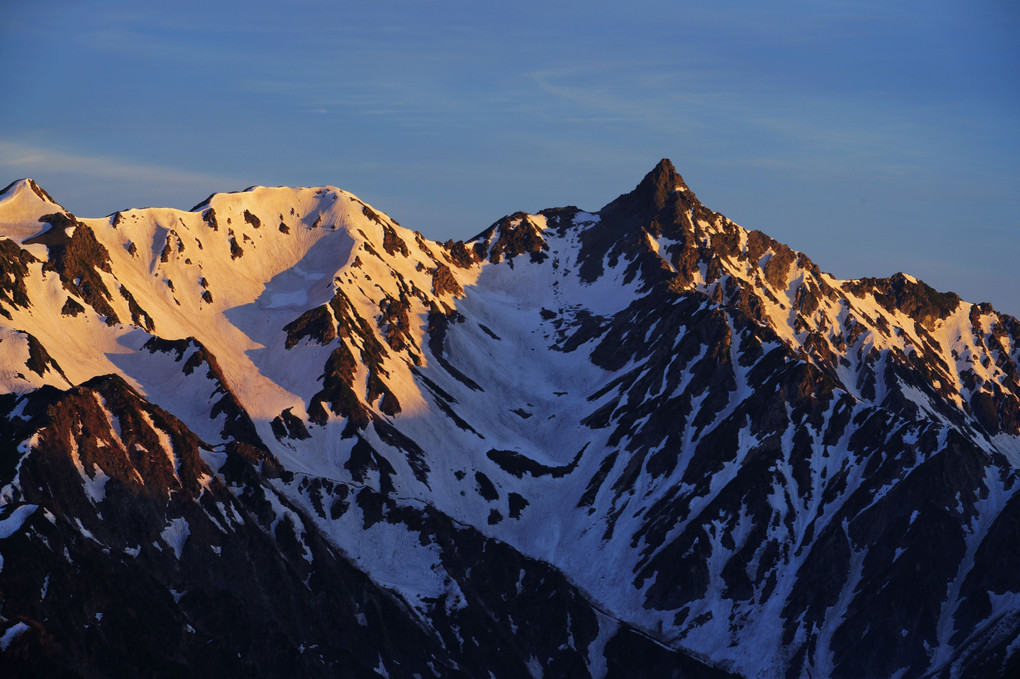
[0,161,1017,678]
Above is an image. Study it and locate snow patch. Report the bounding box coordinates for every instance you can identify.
[0,621,30,651]
[161,517,190,559]
[0,504,37,539]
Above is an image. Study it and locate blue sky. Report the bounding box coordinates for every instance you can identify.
[2,1,1018,314]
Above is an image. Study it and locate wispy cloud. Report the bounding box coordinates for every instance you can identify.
[0,140,245,214]
[0,140,240,189]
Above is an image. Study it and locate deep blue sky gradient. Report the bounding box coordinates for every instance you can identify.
[2,1,1018,313]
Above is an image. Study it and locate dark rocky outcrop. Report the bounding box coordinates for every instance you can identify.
[471,212,549,265]
[0,239,36,319]
[27,214,120,324]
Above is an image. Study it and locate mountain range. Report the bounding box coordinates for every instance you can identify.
[0,160,1017,678]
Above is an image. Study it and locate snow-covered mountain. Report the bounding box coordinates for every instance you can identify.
[0,162,1017,678]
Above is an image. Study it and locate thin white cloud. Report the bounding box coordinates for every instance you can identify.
[0,140,241,189]
[0,139,248,215]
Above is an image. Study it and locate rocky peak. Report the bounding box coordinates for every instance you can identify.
[0,178,58,206]
[0,179,67,241]
[633,158,691,208]
[470,212,549,266]
[599,158,695,222]
[578,159,708,282]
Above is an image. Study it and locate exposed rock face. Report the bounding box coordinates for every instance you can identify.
[0,167,1017,678]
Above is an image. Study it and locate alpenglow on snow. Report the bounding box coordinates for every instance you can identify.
[0,162,1017,678]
